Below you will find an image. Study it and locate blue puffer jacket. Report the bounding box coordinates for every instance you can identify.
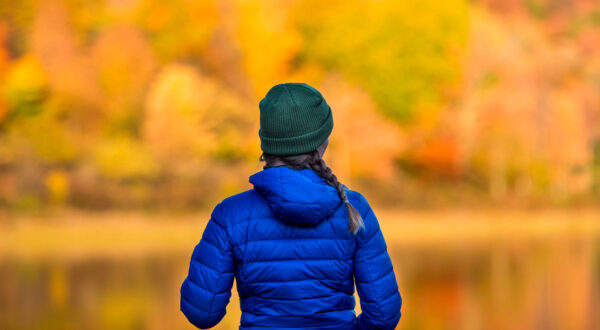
[180,165,402,329]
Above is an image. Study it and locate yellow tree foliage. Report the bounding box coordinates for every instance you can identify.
[142,64,217,161]
[0,21,9,123]
[91,136,159,180]
[1,54,47,117]
[5,112,80,165]
[135,0,219,60]
[292,0,468,123]
[232,0,302,99]
[142,63,254,165]
[44,169,69,205]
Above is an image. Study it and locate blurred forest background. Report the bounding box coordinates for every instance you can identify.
[1,0,600,212]
[1,1,600,330]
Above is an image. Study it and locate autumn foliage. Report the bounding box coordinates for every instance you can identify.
[0,0,599,210]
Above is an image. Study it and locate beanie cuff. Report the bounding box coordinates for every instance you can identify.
[259,108,333,156]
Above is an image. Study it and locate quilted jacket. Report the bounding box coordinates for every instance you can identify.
[180,165,402,329]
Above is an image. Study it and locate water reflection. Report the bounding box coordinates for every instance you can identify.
[396,238,599,330]
[0,237,598,329]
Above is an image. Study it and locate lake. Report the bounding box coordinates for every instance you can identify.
[1,209,599,330]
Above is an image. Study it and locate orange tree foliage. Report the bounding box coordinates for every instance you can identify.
[0,0,599,208]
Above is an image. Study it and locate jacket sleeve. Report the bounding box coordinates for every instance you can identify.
[180,202,235,329]
[353,193,402,329]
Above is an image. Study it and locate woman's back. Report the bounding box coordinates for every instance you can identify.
[181,166,402,329]
[180,82,401,329]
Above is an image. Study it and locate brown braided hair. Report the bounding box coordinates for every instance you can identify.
[259,147,365,234]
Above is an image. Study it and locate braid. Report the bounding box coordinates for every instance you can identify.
[259,149,365,234]
[306,151,364,234]
[306,151,343,196]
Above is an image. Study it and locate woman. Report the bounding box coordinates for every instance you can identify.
[180,82,402,329]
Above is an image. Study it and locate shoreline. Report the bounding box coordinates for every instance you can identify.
[1,209,599,261]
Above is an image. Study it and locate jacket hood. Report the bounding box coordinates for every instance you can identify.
[249,166,344,226]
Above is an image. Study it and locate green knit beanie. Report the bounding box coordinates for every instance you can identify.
[258,82,333,156]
